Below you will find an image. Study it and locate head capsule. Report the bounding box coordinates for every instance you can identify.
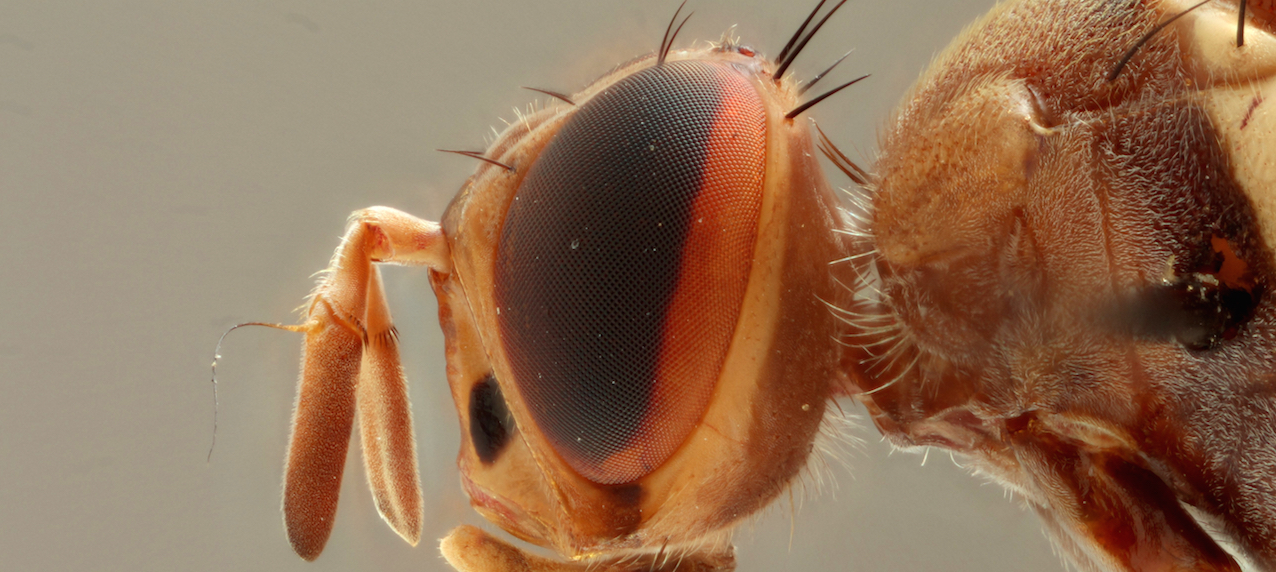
[427,40,848,561]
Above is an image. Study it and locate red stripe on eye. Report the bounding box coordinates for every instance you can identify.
[630,63,767,473]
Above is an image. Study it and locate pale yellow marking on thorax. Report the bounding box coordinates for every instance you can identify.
[1177,2,1276,253]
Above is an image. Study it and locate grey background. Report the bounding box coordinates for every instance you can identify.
[1,1,1064,570]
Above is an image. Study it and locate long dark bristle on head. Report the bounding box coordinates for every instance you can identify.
[1238,0,1248,47]
[814,123,868,186]
[666,12,694,61]
[659,1,692,66]
[786,73,867,119]
[1107,0,1209,82]
[522,87,576,106]
[774,0,849,83]
[799,48,854,96]
[776,0,827,66]
[438,149,514,171]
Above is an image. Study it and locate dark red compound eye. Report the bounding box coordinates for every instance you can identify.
[494,59,767,484]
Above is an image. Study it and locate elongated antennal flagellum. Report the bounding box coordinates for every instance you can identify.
[208,321,308,462]
[787,74,868,119]
[522,87,576,106]
[438,149,514,171]
[1108,0,1209,82]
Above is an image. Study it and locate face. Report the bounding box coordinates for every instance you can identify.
[254,0,1276,570]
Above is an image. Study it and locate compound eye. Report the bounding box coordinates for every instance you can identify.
[494,60,767,484]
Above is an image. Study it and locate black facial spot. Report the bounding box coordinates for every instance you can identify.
[469,374,515,464]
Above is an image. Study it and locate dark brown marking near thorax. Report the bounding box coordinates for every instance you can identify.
[1241,94,1265,130]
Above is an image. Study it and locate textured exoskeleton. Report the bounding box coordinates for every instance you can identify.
[842,1,1276,569]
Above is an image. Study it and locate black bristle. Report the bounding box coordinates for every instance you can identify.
[658,1,690,66]
[774,0,849,82]
[1238,0,1248,47]
[786,74,868,119]
[522,87,576,106]
[799,48,854,96]
[1108,0,1209,82]
[438,149,514,172]
[776,0,828,66]
[814,123,868,186]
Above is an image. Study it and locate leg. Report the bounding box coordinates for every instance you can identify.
[283,206,449,560]
[1012,428,1240,572]
[357,267,422,545]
